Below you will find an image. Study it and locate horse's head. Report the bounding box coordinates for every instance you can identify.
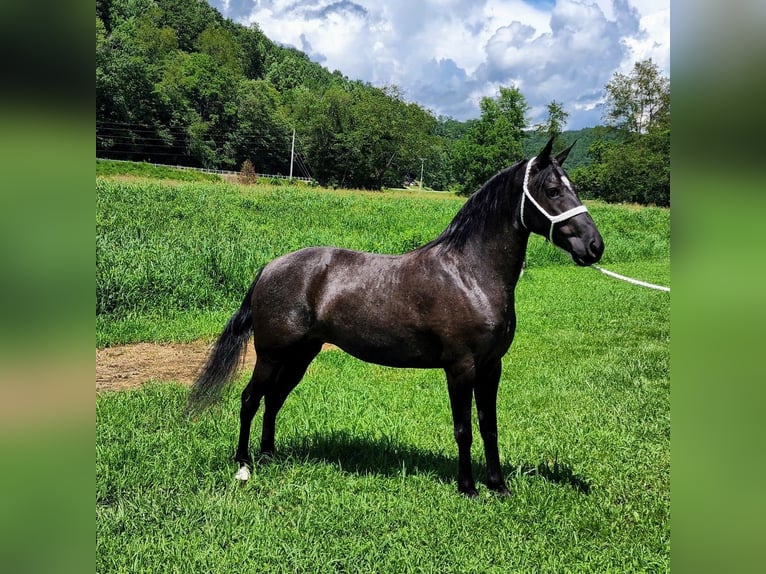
[520,138,604,266]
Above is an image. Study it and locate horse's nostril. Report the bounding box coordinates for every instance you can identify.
[589,238,604,258]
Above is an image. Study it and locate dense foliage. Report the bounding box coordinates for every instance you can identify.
[96,0,670,203]
[451,87,528,194]
[96,0,444,189]
[571,60,671,206]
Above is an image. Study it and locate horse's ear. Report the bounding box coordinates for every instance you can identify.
[537,137,555,166]
[555,140,577,165]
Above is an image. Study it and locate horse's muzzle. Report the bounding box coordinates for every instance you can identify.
[572,235,604,266]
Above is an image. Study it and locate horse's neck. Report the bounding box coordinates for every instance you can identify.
[485,171,528,288]
[462,215,530,292]
[429,175,530,290]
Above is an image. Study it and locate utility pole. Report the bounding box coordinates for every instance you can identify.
[419,157,425,190]
[289,128,295,181]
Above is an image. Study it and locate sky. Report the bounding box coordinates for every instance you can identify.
[207,0,669,130]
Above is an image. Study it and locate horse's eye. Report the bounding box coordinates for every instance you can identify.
[545,187,561,198]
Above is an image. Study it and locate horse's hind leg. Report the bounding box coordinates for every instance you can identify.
[234,358,279,480]
[260,340,323,456]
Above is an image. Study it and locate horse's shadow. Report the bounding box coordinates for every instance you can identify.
[273,431,591,494]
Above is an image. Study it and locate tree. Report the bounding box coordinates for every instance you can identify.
[95,0,461,184]
[232,79,291,174]
[571,136,669,205]
[451,87,528,194]
[266,47,335,92]
[155,0,216,52]
[237,23,271,80]
[536,100,569,147]
[154,52,241,167]
[572,60,670,206]
[604,59,669,135]
[197,23,242,74]
[288,82,439,190]
[238,159,258,184]
[96,7,179,160]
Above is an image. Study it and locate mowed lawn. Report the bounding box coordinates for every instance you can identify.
[97,174,669,572]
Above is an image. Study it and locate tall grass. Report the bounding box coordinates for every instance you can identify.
[97,179,460,345]
[96,178,669,346]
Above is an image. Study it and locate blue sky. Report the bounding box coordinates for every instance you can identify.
[207,1,669,129]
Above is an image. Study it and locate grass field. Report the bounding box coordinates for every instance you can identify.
[96,159,223,183]
[96,175,668,347]
[96,167,670,572]
[97,177,467,346]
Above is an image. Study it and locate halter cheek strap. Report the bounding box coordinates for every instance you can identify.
[520,157,589,243]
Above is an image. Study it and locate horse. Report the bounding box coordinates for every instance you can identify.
[187,137,604,496]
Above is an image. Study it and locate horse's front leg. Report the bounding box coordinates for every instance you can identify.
[474,359,510,495]
[445,360,478,497]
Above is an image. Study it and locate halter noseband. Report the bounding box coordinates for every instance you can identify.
[520,157,589,243]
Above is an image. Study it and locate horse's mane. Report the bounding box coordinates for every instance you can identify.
[425,161,524,252]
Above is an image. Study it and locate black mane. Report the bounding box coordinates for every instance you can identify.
[426,161,525,251]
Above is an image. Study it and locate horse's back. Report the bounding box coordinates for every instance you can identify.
[250,246,511,368]
[251,246,424,351]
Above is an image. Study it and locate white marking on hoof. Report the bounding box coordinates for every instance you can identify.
[235,466,251,482]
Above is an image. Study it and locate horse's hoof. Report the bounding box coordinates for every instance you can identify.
[459,485,479,498]
[235,465,251,482]
[490,484,511,497]
[258,450,275,462]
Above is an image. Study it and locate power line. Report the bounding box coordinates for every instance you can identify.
[294,154,311,179]
[97,120,316,181]
[96,120,294,144]
[97,128,292,151]
[293,133,315,180]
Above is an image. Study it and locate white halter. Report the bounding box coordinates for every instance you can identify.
[520,157,589,243]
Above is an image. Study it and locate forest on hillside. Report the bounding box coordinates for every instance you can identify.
[96,0,669,205]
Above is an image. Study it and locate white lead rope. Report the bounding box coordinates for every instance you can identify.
[591,264,670,292]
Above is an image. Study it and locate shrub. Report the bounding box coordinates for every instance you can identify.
[238,159,258,184]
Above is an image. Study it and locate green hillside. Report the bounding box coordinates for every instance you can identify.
[96,1,669,203]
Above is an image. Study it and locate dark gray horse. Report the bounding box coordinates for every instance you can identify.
[188,138,604,496]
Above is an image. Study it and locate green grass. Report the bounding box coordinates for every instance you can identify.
[96,177,668,346]
[97,262,669,572]
[96,174,669,571]
[96,178,465,346]
[96,159,223,183]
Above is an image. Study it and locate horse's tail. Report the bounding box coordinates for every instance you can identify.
[186,269,262,414]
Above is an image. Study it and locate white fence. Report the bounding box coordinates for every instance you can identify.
[98,158,312,182]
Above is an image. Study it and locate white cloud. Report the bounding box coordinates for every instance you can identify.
[476,0,640,126]
[624,3,670,74]
[209,0,670,129]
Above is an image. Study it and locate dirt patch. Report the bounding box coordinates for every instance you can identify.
[96,341,336,392]
[96,341,252,393]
